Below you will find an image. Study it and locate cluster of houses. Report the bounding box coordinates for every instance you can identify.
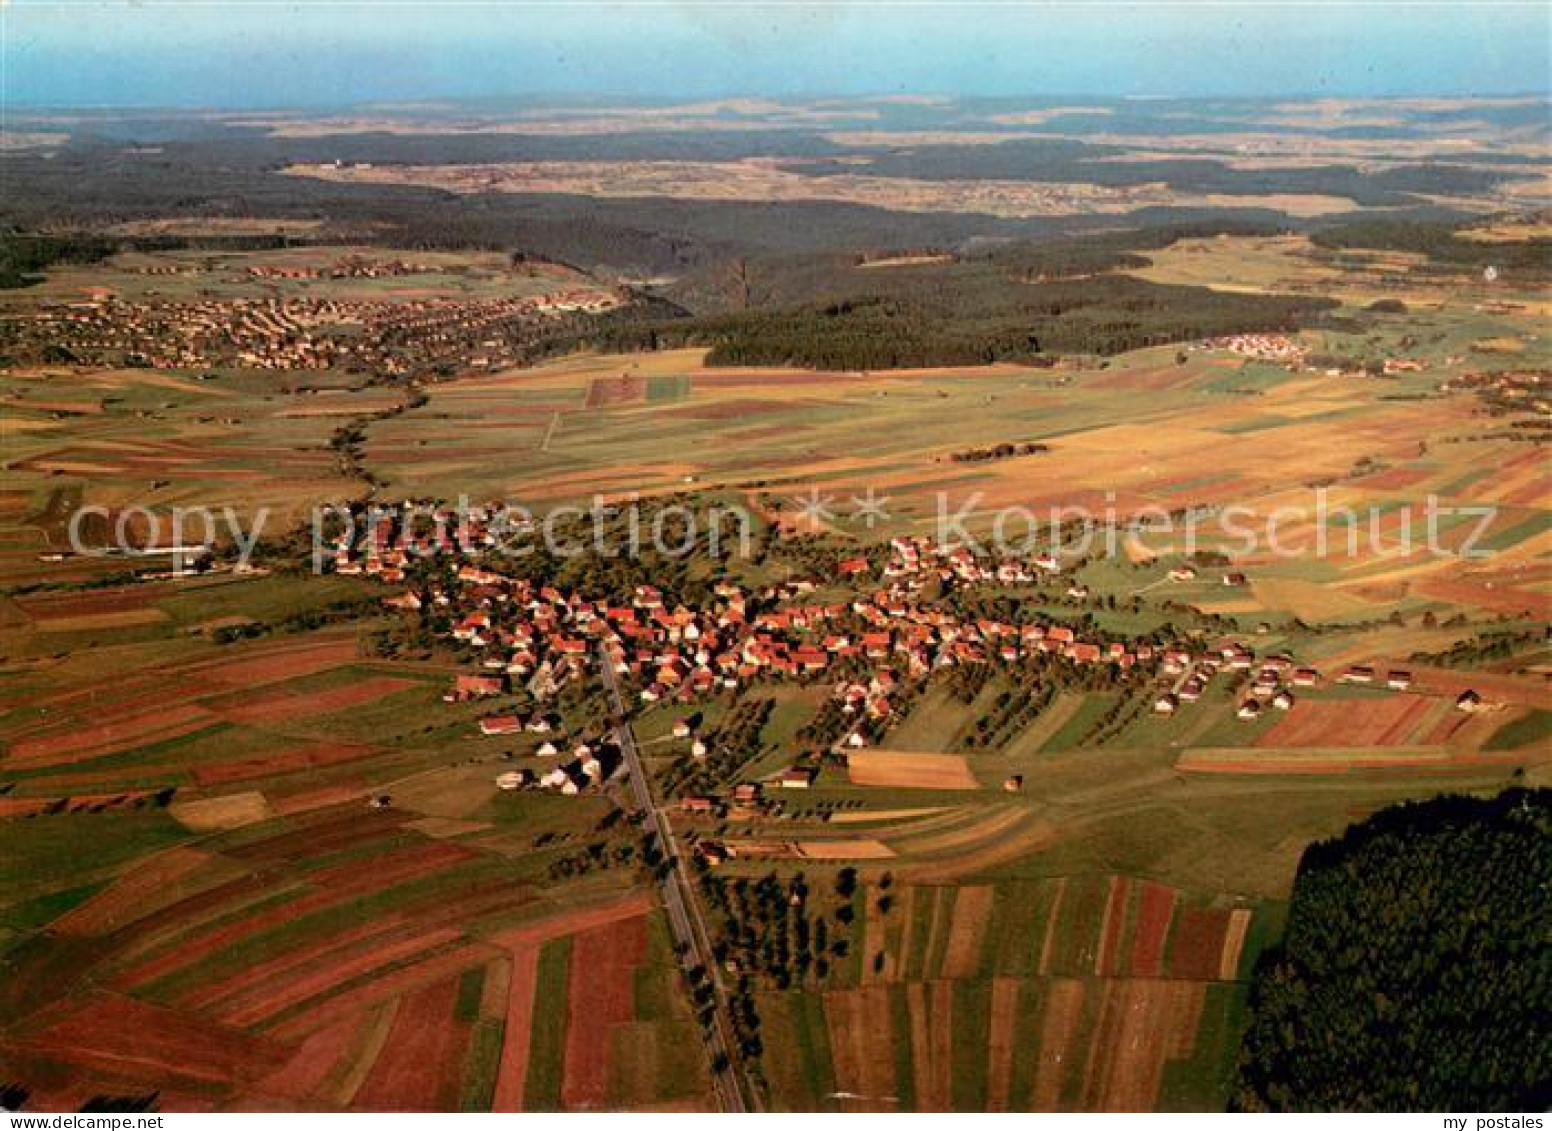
[378,533,1178,731]
[1150,644,1311,718]
[1198,333,1460,384]
[1442,369,1551,416]
[336,526,1194,782]
[1338,664,1408,689]
[125,264,199,277]
[340,512,1477,787]
[12,286,622,375]
[245,255,447,281]
[492,739,620,795]
[1156,655,1476,722]
[1199,333,1308,362]
[322,506,1508,809]
[871,536,1069,586]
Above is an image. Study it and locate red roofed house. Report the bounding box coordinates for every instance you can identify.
[453,674,505,700]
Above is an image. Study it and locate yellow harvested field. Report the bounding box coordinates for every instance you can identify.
[169,790,275,831]
[827,807,949,824]
[847,750,979,789]
[794,839,897,859]
[1190,597,1265,615]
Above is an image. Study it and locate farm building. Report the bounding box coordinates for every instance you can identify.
[776,767,816,789]
[450,673,505,700]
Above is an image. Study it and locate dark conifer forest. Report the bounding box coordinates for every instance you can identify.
[1235,789,1551,1112]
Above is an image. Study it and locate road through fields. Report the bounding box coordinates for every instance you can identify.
[598,644,754,1113]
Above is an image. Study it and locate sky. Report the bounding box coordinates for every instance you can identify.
[3,1,1549,107]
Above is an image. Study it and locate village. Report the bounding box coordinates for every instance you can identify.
[1442,366,1552,416]
[1198,332,1309,362]
[243,253,455,281]
[328,508,1451,823]
[0,286,622,374]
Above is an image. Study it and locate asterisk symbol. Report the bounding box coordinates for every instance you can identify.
[849,487,892,529]
[789,487,835,530]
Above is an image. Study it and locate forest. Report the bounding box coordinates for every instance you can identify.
[1313,219,1552,282]
[0,233,116,289]
[573,272,1337,369]
[1234,788,1551,1112]
[789,142,1525,208]
[536,221,1344,368]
